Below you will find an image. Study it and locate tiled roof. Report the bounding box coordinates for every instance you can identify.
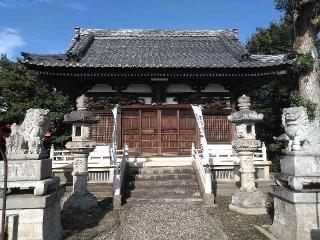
[21,28,290,69]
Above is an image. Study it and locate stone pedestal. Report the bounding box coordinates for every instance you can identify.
[0,159,60,195]
[0,188,64,240]
[229,150,267,214]
[275,151,320,191]
[270,185,320,240]
[62,148,98,212]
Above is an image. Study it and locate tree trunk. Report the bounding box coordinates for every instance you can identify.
[293,3,320,107]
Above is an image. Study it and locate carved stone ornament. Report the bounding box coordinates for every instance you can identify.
[282,106,320,152]
[6,109,51,159]
[87,95,145,109]
[76,94,89,110]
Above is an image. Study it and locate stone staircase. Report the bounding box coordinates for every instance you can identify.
[125,166,202,202]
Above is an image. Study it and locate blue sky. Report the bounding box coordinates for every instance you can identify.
[0,0,282,60]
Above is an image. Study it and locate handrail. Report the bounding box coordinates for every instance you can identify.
[113,144,129,196]
[192,143,212,194]
[50,145,124,164]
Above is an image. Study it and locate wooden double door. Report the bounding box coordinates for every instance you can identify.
[122,109,199,156]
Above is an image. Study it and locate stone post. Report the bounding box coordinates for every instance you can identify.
[228,95,267,215]
[62,95,100,229]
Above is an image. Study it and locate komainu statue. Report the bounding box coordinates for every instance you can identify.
[282,107,320,152]
[6,109,51,159]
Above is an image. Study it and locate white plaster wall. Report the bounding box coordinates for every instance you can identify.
[123,84,152,93]
[165,97,178,104]
[202,84,229,92]
[167,84,194,93]
[88,84,116,92]
[143,97,152,104]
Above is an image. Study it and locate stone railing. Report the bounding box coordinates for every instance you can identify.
[113,144,129,209]
[194,143,270,181]
[50,145,124,183]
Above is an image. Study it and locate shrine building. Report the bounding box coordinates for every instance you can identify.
[21,28,290,157]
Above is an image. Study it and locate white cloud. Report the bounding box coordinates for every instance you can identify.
[0,28,26,59]
[65,2,87,11]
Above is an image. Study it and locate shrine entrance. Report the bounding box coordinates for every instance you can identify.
[121,109,199,156]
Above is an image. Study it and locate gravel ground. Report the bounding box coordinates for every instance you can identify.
[207,196,272,240]
[108,201,228,240]
[66,196,272,240]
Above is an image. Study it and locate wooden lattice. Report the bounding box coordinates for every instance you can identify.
[92,113,114,144]
[204,115,231,143]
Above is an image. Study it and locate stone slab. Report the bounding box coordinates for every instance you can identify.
[0,158,52,181]
[0,177,60,196]
[0,187,64,209]
[270,185,320,240]
[275,173,320,191]
[280,155,320,176]
[270,185,320,202]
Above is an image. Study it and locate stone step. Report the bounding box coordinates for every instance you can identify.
[128,166,194,175]
[126,187,201,198]
[127,179,198,189]
[131,173,196,181]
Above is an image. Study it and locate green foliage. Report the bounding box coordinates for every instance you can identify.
[292,52,315,73]
[247,18,293,55]
[0,55,73,148]
[289,90,317,119]
[275,0,320,18]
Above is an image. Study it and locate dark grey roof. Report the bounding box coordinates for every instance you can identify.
[21,28,290,69]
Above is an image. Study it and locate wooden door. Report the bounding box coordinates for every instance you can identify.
[160,110,179,156]
[179,110,198,155]
[121,108,199,156]
[141,111,159,155]
[122,110,140,156]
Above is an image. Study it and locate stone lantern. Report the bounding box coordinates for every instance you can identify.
[62,94,99,213]
[227,95,267,214]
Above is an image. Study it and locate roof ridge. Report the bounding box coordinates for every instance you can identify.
[73,27,239,39]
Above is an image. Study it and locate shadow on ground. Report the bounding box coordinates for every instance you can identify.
[207,196,272,240]
[63,196,120,240]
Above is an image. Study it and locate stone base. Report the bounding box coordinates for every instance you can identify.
[62,192,98,211]
[0,158,52,181]
[229,190,267,215]
[62,193,100,230]
[0,188,63,240]
[113,195,122,209]
[0,177,60,196]
[61,207,101,230]
[203,193,215,208]
[270,185,320,240]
